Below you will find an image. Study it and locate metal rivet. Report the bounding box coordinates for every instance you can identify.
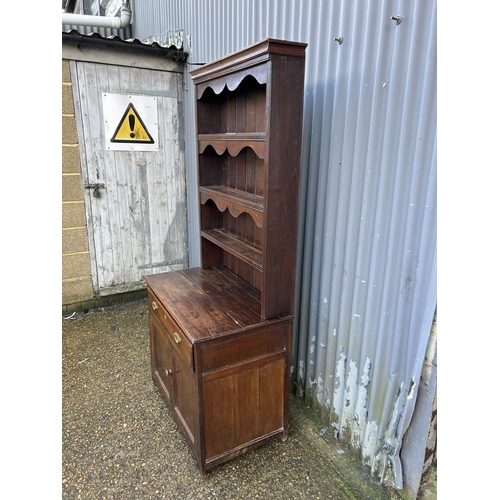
[391,15,403,25]
[334,36,343,45]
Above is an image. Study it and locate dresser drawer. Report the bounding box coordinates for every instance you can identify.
[200,321,288,374]
[148,290,193,369]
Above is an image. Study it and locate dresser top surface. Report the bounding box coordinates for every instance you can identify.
[144,267,291,343]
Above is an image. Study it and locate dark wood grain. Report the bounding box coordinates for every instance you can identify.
[199,322,286,373]
[145,272,239,341]
[146,38,306,475]
[201,228,263,271]
[182,267,262,324]
[195,39,305,320]
[199,185,264,228]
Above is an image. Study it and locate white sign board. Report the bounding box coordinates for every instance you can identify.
[102,93,159,152]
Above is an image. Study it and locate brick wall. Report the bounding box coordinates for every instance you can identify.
[62,59,94,306]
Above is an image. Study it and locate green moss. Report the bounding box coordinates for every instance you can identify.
[62,289,147,316]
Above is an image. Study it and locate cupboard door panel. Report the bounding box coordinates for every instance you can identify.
[173,353,197,444]
[152,318,173,402]
[203,376,235,458]
[260,358,285,434]
[234,367,260,445]
[202,352,286,459]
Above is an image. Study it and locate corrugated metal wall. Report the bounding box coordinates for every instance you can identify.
[131,0,437,492]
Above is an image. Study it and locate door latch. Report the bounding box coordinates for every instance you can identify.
[84,182,106,198]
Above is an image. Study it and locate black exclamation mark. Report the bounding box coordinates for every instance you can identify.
[129,114,136,138]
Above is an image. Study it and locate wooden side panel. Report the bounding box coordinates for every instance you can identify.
[261,53,306,318]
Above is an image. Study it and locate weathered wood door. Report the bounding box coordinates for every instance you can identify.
[71,59,187,296]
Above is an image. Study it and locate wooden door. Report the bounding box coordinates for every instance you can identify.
[71,60,188,296]
[172,351,197,445]
[202,355,285,460]
[151,317,174,403]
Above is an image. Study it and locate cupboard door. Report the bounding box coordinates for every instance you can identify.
[259,357,285,434]
[203,374,236,459]
[151,317,174,403]
[203,355,285,460]
[172,351,197,445]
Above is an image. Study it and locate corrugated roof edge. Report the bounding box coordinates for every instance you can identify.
[62,30,189,62]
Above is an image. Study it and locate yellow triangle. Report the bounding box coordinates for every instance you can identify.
[111,103,155,143]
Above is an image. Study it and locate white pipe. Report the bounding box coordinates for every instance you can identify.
[62,3,131,29]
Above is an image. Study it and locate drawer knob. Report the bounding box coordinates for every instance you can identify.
[173,332,182,344]
[165,369,173,377]
[152,301,158,310]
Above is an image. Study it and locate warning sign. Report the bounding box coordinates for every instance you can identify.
[111,103,154,144]
[103,93,159,151]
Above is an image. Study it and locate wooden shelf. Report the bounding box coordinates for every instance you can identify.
[199,186,264,227]
[193,38,306,318]
[198,133,266,159]
[201,228,263,271]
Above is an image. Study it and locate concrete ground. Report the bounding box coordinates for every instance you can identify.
[62,298,436,500]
